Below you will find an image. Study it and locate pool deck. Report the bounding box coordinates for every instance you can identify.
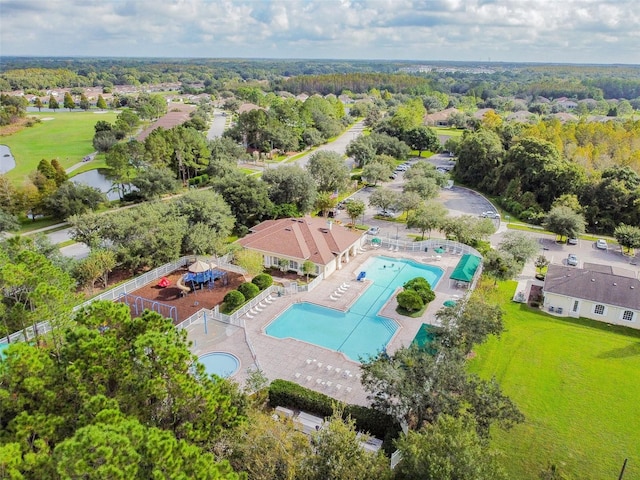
[184,248,468,406]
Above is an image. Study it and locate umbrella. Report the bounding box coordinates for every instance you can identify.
[188,260,212,273]
[443,300,457,308]
[371,237,381,244]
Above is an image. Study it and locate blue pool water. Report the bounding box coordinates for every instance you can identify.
[266,255,443,361]
[199,352,240,378]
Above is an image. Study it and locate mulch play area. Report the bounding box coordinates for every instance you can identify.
[126,267,246,324]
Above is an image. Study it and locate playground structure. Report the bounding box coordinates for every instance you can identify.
[117,293,178,323]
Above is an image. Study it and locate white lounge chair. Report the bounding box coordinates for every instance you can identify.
[325,381,332,389]
[294,372,301,379]
[326,365,333,372]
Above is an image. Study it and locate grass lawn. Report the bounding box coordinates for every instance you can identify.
[468,280,640,479]
[433,126,464,138]
[2,111,118,185]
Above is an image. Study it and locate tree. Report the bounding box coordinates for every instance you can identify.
[63,92,75,111]
[234,249,264,280]
[67,212,108,249]
[130,166,178,200]
[404,126,440,157]
[79,93,90,110]
[48,94,59,111]
[301,411,392,480]
[315,191,338,218]
[455,129,504,189]
[45,182,107,220]
[213,171,273,230]
[483,249,521,285]
[0,303,244,478]
[436,296,504,355]
[50,159,68,186]
[535,255,550,275]
[403,277,435,305]
[613,223,640,254]
[345,199,366,226]
[114,108,140,136]
[96,94,107,110]
[397,191,423,219]
[303,260,315,282]
[0,209,19,233]
[407,201,448,239]
[101,202,188,273]
[498,231,539,265]
[105,141,143,199]
[306,150,350,193]
[403,176,440,200]
[397,289,424,312]
[34,97,43,111]
[361,345,522,434]
[262,165,317,214]
[368,187,399,215]
[441,215,495,246]
[543,206,586,242]
[75,249,117,293]
[93,130,117,152]
[394,414,507,480]
[362,161,392,186]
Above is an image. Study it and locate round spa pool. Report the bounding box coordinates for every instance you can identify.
[199,352,240,378]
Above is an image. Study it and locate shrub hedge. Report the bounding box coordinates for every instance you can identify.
[252,273,273,290]
[237,282,260,300]
[269,379,401,453]
[222,290,245,311]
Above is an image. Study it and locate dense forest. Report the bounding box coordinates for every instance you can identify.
[2,57,640,100]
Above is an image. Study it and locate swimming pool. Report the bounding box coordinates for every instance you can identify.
[265,256,443,361]
[199,352,240,378]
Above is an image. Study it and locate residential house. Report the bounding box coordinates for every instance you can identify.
[236,216,364,278]
[543,263,640,329]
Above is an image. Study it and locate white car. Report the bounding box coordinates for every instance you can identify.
[567,254,578,266]
[481,211,500,219]
[596,239,608,250]
[367,226,380,235]
[567,237,578,245]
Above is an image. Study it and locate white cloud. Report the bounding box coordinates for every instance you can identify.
[0,0,638,63]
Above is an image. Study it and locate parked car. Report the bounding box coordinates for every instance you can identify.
[567,237,578,245]
[567,254,578,266]
[596,239,608,250]
[481,211,500,219]
[367,226,380,235]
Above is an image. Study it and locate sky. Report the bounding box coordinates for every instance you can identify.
[1,0,638,65]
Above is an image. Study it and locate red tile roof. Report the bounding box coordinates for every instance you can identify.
[237,216,363,266]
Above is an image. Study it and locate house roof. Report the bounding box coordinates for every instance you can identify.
[237,216,363,266]
[544,264,640,310]
[423,108,460,125]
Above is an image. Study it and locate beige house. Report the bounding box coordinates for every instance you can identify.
[543,264,640,329]
[236,216,364,278]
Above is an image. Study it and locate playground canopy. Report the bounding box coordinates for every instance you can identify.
[188,260,213,273]
[450,254,481,284]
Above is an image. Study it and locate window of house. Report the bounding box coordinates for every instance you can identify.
[622,310,634,322]
[594,304,605,315]
[572,300,579,313]
[289,260,298,270]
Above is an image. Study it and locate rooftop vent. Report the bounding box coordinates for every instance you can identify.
[591,279,595,282]
[613,283,617,286]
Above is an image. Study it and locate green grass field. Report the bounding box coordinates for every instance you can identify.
[433,126,465,138]
[2,111,118,185]
[468,281,640,479]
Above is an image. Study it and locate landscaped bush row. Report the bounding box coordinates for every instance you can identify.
[188,174,210,186]
[268,379,401,453]
[222,273,274,313]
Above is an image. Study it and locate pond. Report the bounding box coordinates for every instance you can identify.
[71,169,121,201]
[0,145,16,174]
